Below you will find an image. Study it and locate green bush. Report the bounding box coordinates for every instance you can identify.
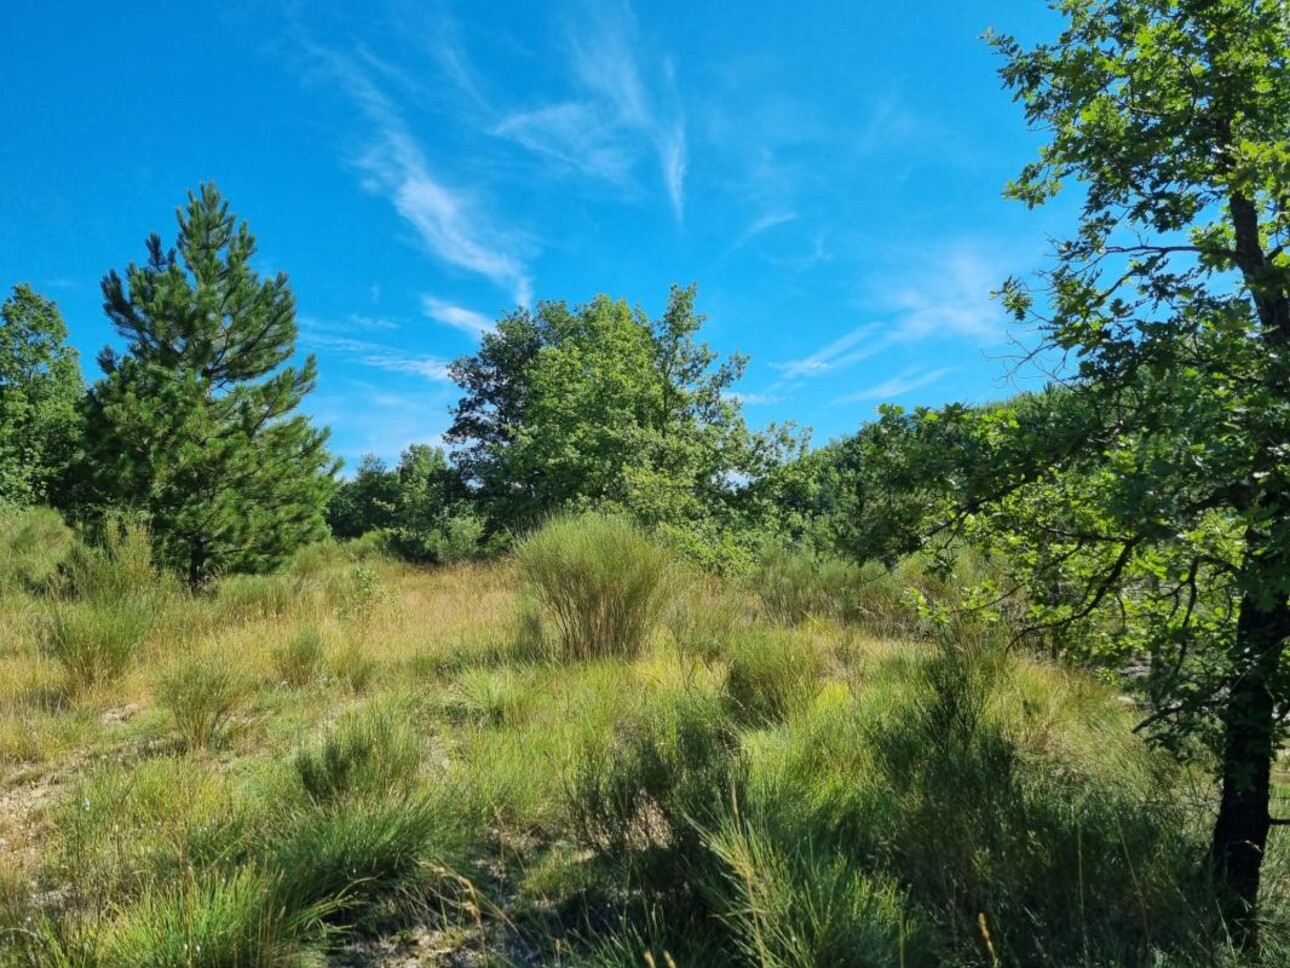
[268,796,445,927]
[101,867,327,968]
[57,516,166,603]
[706,817,935,968]
[723,629,825,725]
[44,598,152,692]
[272,626,324,687]
[0,505,73,594]
[391,509,486,565]
[516,512,671,661]
[294,702,424,804]
[155,651,251,750]
[569,688,741,911]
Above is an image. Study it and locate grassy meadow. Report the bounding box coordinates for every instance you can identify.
[0,510,1286,967]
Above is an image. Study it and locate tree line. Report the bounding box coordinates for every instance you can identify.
[1,0,1286,946]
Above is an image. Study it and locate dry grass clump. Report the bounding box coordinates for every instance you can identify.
[516,512,671,661]
[154,649,251,749]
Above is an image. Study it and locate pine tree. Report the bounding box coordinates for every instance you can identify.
[86,184,337,585]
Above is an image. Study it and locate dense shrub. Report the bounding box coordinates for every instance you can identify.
[569,689,742,911]
[723,629,825,726]
[294,701,424,804]
[517,512,671,661]
[0,505,73,594]
[155,650,251,749]
[44,597,152,692]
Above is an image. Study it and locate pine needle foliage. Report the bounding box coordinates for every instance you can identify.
[84,184,337,586]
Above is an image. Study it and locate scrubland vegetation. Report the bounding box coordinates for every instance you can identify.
[0,509,1285,966]
[3,1,1290,963]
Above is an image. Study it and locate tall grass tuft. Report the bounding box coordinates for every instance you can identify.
[154,651,251,750]
[101,867,329,968]
[751,545,922,634]
[723,629,825,726]
[215,574,295,623]
[44,598,152,693]
[56,516,167,603]
[516,512,671,661]
[294,700,424,804]
[706,815,935,968]
[268,796,445,928]
[271,626,324,687]
[569,688,741,909]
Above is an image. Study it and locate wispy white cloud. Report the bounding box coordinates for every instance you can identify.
[774,245,1009,379]
[855,92,929,156]
[770,233,832,271]
[656,119,688,221]
[774,323,884,378]
[727,210,797,256]
[421,295,493,336]
[494,102,635,182]
[301,329,454,383]
[361,352,453,382]
[312,46,533,306]
[725,391,780,405]
[346,313,399,332]
[490,0,688,219]
[833,366,956,404]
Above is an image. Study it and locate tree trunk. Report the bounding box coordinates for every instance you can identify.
[1209,587,1287,948]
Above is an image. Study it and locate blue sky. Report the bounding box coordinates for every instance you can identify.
[2,0,1077,467]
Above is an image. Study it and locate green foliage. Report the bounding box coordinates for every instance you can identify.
[723,629,824,726]
[271,626,324,687]
[326,444,482,564]
[0,505,74,594]
[568,688,741,911]
[101,868,326,968]
[154,650,251,750]
[83,184,337,586]
[44,598,152,693]
[293,701,424,805]
[0,285,84,509]
[446,284,801,547]
[516,512,671,661]
[884,0,1290,933]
